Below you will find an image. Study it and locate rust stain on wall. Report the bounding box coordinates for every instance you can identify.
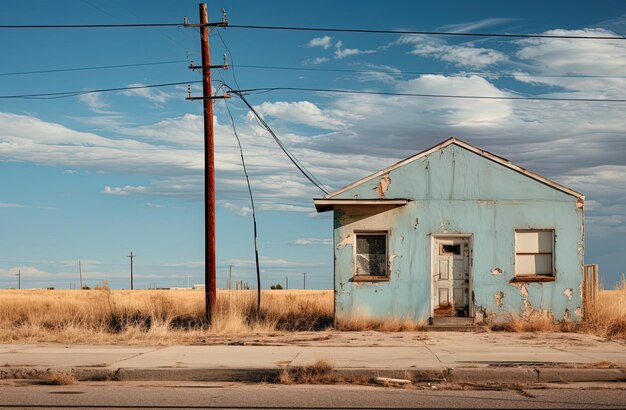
[494,291,504,306]
[336,235,352,249]
[374,174,391,197]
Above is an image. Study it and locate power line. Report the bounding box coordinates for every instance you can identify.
[235,86,626,103]
[226,86,330,194]
[232,64,626,80]
[0,60,187,77]
[0,23,182,29]
[0,80,201,99]
[222,97,262,307]
[228,24,626,40]
[3,81,625,103]
[0,21,624,41]
[2,60,624,80]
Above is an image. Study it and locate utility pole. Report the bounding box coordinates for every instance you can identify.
[286,276,289,290]
[303,272,306,290]
[16,269,20,290]
[228,265,232,290]
[128,252,135,290]
[186,4,228,324]
[78,260,83,290]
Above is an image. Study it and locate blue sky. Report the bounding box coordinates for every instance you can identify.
[0,0,625,290]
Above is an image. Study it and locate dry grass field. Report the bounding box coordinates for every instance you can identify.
[0,288,334,344]
[582,288,626,340]
[0,284,624,344]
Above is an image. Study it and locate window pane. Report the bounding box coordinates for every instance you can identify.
[516,231,553,253]
[356,254,386,276]
[515,254,553,275]
[355,234,387,276]
[440,244,461,255]
[356,235,386,255]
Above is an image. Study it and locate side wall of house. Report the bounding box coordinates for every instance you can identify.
[333,144,584,324]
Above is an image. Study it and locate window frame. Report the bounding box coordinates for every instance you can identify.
[514,229,555,281]
[352,231,389,281]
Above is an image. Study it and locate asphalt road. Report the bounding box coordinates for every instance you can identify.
[0,381,625,409]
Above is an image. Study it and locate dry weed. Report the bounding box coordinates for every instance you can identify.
[582,287,626,340]
[488,283,625,340]
[335,308,426,331]
[280,359,337,384]
[590,360,618,369]
[44,371,77,385]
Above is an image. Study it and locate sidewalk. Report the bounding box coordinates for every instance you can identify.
[1,332,625,384]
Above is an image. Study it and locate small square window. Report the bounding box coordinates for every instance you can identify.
[355,233,387,276]
[515,230,554,277]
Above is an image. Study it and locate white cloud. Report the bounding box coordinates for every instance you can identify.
[103,185,146,196]
[334,40,376,59]
[306,36,333,49]
[0,202,24,208]
[0,266,48,277]
[303,57,329,65]
[350,63,403,84]
[253,100,348,130]
[398,35,507,67]
[63,169,78,174]
[218,200,252,216]
[226,256,324,268]
[145,202,165,208]
[335,47,376,59]
[514,29,626,97]
[440,17,518,33]
[121,83,173,105]
[0,112,203,175]
[121,113,204,148]
[78,93,118,114]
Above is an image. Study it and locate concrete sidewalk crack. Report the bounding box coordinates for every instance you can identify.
[424,344,443,363]
[288,347,305,367]
[107,347,164,367]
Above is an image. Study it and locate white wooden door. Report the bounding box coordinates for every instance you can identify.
[433,237,470,317]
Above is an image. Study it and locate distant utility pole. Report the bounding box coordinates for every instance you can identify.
[185,4,228,324]
[128,252,135,290]
[16,269,21,290]
[286,276,289,290]
[303,272,306,290]
[78,260,83,290]
[228,265,232,290]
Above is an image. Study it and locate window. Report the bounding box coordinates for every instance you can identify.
[515,230,554,276]
[355,233,387,276]
[440,244,461,255]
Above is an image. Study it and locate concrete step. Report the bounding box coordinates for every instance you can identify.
[430,316,474,326]
[426,325,487,332]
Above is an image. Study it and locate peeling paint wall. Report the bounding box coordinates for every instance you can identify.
[332,144,584,323]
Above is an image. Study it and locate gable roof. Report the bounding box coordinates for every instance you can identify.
[325,137,584,200]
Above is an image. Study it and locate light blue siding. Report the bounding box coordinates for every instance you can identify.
[331,144,584,323]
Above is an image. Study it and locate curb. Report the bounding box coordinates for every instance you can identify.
[1,366,625,384]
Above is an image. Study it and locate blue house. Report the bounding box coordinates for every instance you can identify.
[314,138,585,325]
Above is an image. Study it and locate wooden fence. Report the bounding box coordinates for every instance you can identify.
[582,264,599,314]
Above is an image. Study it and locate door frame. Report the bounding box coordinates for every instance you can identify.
[429,233,474,318]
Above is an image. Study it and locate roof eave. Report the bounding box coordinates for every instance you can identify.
[314,198,411,212]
